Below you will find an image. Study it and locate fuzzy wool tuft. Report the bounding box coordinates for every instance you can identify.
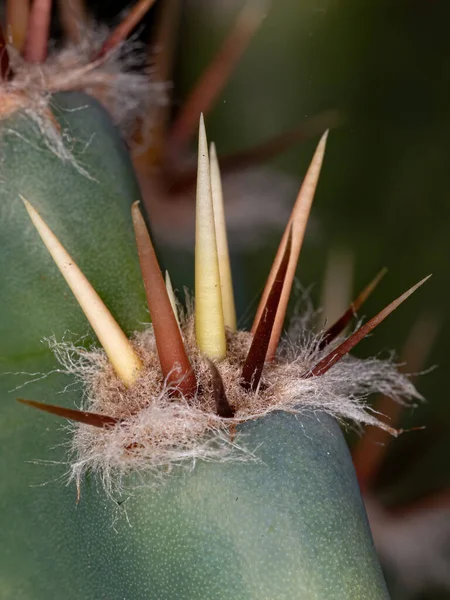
[45,302,421,495]
[0,28,166,173]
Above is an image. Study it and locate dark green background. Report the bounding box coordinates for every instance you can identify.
[176,0,449,496]
[171,2,450,599]
[1,0,449,598]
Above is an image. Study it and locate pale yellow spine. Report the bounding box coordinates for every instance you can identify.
[209,142,237,331]
[194,116,227,359]
[22,197,142,387]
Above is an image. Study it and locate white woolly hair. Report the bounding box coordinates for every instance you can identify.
[47,298,421,495]
[0,26,166,172]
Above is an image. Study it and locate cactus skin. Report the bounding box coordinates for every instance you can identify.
[0,91,147,358]
[0,94,389,599]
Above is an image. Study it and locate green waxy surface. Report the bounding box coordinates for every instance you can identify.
[0,91,147,359]
[0,92,389,599]
[0,356,389,600]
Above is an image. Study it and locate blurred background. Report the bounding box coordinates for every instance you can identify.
[181,6,450,596]
[3,0,450,597]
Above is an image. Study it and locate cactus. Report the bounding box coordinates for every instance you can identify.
[0,3,429,599]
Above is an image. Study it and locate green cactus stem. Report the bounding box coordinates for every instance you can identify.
[0,91,147,358]
[0,82,428,598]
[0,6,429,598]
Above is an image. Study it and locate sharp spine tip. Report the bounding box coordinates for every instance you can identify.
[252,132,329,359]
[131,201,197,396]
[21,196,143,387]
[17,398,118,428]
[241,227,293,391]
[305,275,432,378]
[195,117,227,360]
[319,266,388,350]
